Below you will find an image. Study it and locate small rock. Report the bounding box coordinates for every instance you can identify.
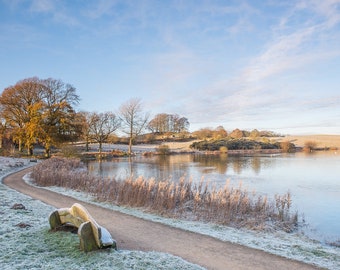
[11,203,26,210]
[16,222,31,228]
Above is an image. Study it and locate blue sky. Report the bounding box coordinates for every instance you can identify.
[1,0,340,134]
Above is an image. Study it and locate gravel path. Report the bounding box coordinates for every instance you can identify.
[3,167,323,270]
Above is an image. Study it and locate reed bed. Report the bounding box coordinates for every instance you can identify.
[31,157,298,232]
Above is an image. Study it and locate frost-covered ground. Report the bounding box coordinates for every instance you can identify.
[1,157,339,270]
[0,158,204,270]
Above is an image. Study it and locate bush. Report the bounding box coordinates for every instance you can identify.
[219,146,228,153]
[304,141,317,152]
[190,139,282,151]
[280,141,295,153]
[59,145,82,158]
[156,144,170,155]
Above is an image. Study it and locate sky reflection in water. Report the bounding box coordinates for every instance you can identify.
[86,151,340,243]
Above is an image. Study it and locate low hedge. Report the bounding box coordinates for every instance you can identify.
[190,138,282,151]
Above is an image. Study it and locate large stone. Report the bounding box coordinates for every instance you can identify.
[49,210,62,229]
[78,221,98,252]
[48,203,117,251]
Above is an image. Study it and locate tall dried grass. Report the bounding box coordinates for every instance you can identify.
[31,157,298,232]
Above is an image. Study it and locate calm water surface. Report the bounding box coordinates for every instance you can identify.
[86,151,340,243]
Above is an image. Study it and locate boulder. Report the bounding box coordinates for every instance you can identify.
[49,203,117,251]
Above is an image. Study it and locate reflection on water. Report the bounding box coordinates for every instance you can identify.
[86,151,340,243]
[87,154,278,182]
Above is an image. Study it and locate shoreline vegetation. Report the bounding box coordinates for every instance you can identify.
[31,157,298,233]
[63,134,340,161]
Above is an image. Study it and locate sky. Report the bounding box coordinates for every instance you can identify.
[0,0,340,135]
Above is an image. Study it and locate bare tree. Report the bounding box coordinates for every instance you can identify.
[173,116,189,133]
[40,78,80,157]
[147,113,168,133]
[77,111,91,151]
[88,112,121,154]
[148,113,189,133]
[119,98,149,155]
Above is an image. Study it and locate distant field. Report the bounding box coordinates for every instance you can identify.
[276,135,340,149]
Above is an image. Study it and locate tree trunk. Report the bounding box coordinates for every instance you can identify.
[27,145,33,156]
[99,141,102,154]
[45,147,50,158]
[18,139,22,152]
[128,137,133,155]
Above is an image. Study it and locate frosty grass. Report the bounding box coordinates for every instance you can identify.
[0,158,204,270]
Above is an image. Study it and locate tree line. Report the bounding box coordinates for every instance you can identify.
[147,113,189,133]
[192,127,281,140]
[0,77,190,156]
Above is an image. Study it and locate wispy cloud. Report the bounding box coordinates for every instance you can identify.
[83,0,118,19]
[224,1,339,104]
[167,0,340,129]
[244,2,340,82]
[26,0,79,27]
[29,0,54,13]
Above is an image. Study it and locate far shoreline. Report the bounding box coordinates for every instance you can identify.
[76,134,340,160]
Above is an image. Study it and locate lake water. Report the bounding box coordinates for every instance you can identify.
[86,151,340,243]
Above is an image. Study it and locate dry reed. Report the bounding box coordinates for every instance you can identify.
[31,157,298,232]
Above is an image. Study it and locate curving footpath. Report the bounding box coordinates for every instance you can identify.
[3,167,324,270]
